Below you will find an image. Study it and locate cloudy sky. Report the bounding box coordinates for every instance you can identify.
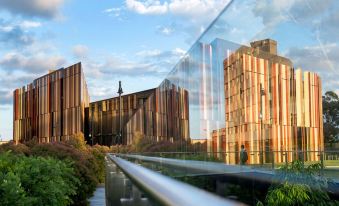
[0,0,338,140]
[0,0,230,140]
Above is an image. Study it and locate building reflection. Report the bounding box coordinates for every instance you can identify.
[212,39,323,164]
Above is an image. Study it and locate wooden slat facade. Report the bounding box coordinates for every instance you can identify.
[13,62,90,143]
[211,42,324,164]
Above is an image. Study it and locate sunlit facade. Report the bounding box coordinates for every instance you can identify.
[89,89,155,146]
[213,39,324,164]
[126,80,190,144]
[89,81,190,146]
[13,62,90,143]
[158,35,323,164]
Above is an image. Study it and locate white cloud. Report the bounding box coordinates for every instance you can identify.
[19,20,42,29]
[168,0,229,19]
[125,0,230,19]
[172,47,185,56]
[157,25,174,35]
[0,52,67,73]
[0,19,35,48]
[0,0,65,19]
[123,0,230,43]
[103,7,123,18]
[287,43,339,92]
[253,0,333,26]
[136,49,162,57]
[72,44,89,58]
[126,0,168,15]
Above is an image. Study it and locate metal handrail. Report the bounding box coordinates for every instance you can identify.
[117,153,267,176]
[108,154,245,206]
[127,150,338,154]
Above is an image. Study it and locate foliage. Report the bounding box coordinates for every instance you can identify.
[30,142,99,205]
[323,91,339,145]
[0,151,79,206]
[262,160,339,206]
[88,146,106,183]
[65,133,87,151]
[0,133,107,206]
[0,142,31,156]
[111,133,207,154]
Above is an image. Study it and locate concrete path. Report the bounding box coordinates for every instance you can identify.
[89,184,105,206]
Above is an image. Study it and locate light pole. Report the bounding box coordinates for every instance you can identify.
[117,81,123,145]
[89,133,92,146]
[259,83,265,165]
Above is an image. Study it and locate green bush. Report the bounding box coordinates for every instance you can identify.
[0,143,31,156]
[0,151,79,206]
[0,134,107,206]
[261,160,339,206]
[89,146,106,183]
[30,142,98,205]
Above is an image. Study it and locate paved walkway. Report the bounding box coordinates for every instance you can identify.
[89,184,105,206]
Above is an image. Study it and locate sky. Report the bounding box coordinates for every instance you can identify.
[0,0,338,140]
[0,0,230,140]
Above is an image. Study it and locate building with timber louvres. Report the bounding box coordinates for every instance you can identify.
[89,80,190,146]
[13,62,190,146]
[12,38,323,165]
[88,89,155,146]
[13,62,90,143]
[155,36,323,164]
[212,39,323,164]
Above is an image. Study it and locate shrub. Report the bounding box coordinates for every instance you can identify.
[262,160,339,206]
[0,134,107,205]
[89,146,106,183]
[0,151,79,206]
[0,142,31,156]
[30,142,98,205]
[65,133,87,151]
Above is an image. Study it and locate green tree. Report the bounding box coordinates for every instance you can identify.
[323,91,339,145]
[0,151,79,206]
[31,143,97,205]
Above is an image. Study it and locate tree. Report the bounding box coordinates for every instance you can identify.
[323,91,339,145]
[0,152,79,206]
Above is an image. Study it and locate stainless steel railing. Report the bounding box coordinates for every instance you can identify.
[108,154,245,206]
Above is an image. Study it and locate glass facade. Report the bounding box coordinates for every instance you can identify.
[13,0,336,166]
[89,89,155,146]
[126,80,190,144]
[143,0,331,164]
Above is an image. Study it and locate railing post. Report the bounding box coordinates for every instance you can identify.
[320,151,324,175]
[271,151,275,170]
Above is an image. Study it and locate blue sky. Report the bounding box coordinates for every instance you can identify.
[0,0,338,140]
[0,0,230,140]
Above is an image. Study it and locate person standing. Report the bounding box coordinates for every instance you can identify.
[240,144,248,165]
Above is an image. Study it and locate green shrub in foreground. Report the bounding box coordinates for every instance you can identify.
[31,142,98,205]
[0,151,79,206]
[258,160,339,206]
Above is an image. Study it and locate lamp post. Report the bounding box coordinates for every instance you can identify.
[117,81,123,145]
[259,83,265,165]
[89,133,92,146]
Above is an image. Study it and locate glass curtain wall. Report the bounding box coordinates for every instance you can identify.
[143,0,336,164]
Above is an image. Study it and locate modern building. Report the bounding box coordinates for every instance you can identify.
[88,89,155,146]
[211,39,323,164]
[13,61,190,146]
[13,62,90,143]
[125,80,190,145]
[12,39,323,162]
[89,80,190,146]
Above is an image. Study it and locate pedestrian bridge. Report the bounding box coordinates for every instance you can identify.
[105,153,339,206]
